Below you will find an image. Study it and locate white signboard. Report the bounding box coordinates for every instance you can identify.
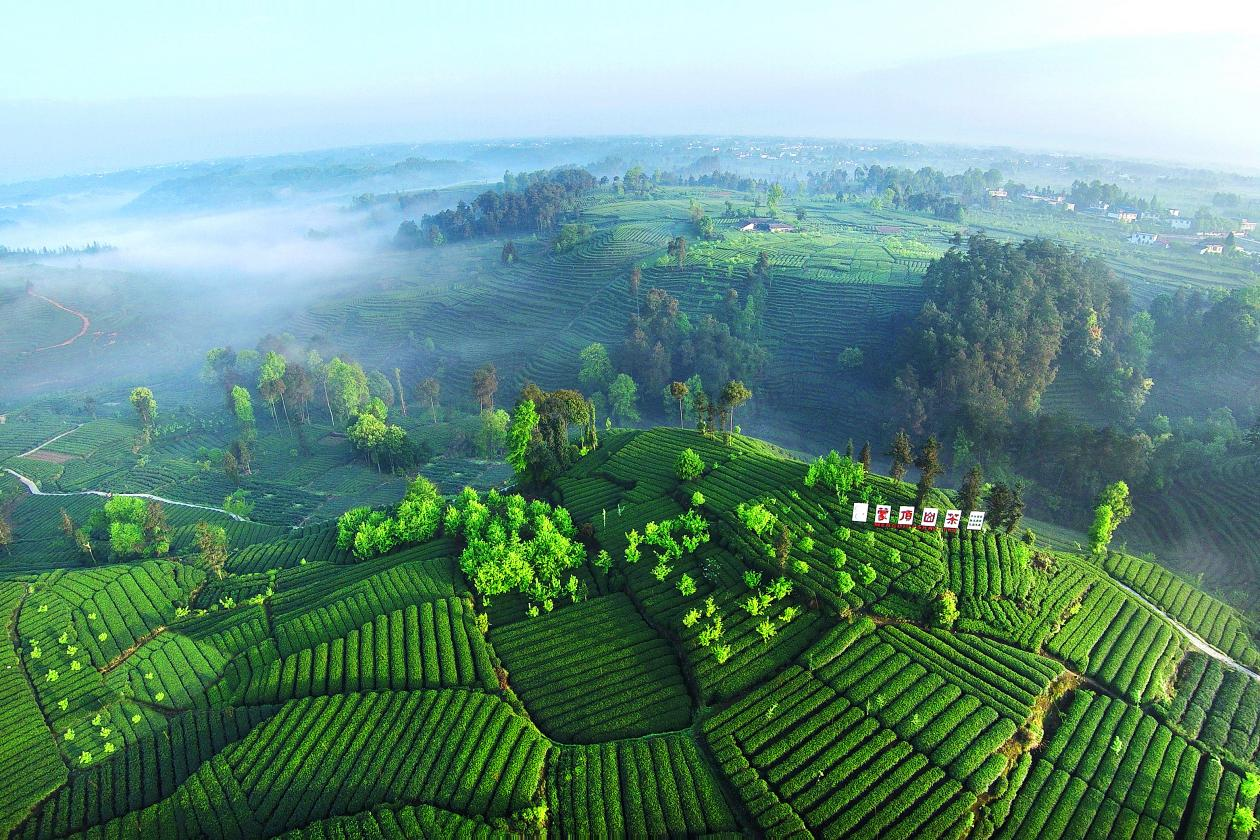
[967,510,986,531]
[851,502,869,523]
[897,506,916,528]
[943,509,963,530]
[920,508,939,528]
[874,504,892,526]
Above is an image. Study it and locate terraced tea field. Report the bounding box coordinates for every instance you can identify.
[0,426,1257,837]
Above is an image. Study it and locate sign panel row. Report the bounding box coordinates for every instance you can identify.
[851,503,985,531]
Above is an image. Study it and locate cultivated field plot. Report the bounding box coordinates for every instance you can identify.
[0,427,1257,838]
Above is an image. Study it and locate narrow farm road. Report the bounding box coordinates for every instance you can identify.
[1109,577,1260,683]
[17,423,83,457]
[28,288,91,351]
[3,467,247,522]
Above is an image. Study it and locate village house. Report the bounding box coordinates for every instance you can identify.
[1107,207,1138,224]
[1170,217,1193,230]
[1240,219,1256,234]
[1200,242,1224,255]
[987,188,1008,198]
[1128,231,1161,245]
[1167,208,1181,217]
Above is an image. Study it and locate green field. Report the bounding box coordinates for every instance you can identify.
[2,426,1256,837]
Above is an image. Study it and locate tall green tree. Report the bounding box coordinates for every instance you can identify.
[669,381,690,426]
[1088,480,1132,555]
[667,236,687,270]
[859,441,872,472]
[326,358,369,425]
[629,266,641,314]
[984,481,1025,533]
[258,351,288,426]
[887,430,913,482]
[507,399,539,477]
[472,363,499,410]
[767,182,785,217]
[959,465,983,513]
[417,377,441,425]
[129,387,157,445]
[720,380,752,431]
[195,522,229,580]
[608,374,640,424]
[393,368,408,417]
[578,343,613,394]
[913,435,943,506]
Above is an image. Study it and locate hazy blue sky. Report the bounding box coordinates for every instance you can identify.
[2,0,1257,180]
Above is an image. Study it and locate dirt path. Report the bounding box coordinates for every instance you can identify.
[3,467,248,523]
[1109,577,1260,683]
[17,424,82,458]
[28,287,91,351]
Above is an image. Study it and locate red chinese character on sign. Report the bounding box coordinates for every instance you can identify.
[920,508,939,529]
[898,506,915,526]
[874,505,891,526]
[944,510,962,529]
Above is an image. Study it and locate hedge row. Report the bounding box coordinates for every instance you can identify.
[238,599,496,703]
[491,593,690,741]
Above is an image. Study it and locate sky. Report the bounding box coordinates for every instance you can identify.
[2,0,1259,181]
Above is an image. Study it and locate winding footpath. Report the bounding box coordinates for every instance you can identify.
[4,425,247,522]
[28,287,91,351]
[1109,576,1260,683]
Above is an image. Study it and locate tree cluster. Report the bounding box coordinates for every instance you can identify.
[895,235,1145,444]
[399,167,595,246]
[336,476,443,560]
[445,488,585,614]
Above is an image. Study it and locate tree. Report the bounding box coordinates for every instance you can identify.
[195,522,229,580]
[608,374,640,424]
[231,386,255,442]
[347,412,388,470]
[767,182,785,217]
[805,451,865,504]
[720,380,751,431]
[629,266,641,314]
[887,430,913,482]
[956,466,981,514]
[222,449,239,484]
[283,362,315,424]
[501,240,517,264]
[932,590,960,629]
[306,351,336,425]
[669,381,690,426]
[985,481,1025,533]
[143,501,170,556]
[578,343,614,394]
[223,489,254,518]
[417,377,441,425]
[393,368,408,417]
[367,370,395,409]
[507,399,540,476]
[676,448,705,481]
[129,387,157,444]
[478,408,511,458]
[859,441,872,472]
[1088,480,1131,555]
[0,515,11,555]
[258,351,288,426]
[472,363,499,410]
[327,358,370,424]
[913,435,943,506]
[667,236,687,270]
[1247,416,1260,450]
